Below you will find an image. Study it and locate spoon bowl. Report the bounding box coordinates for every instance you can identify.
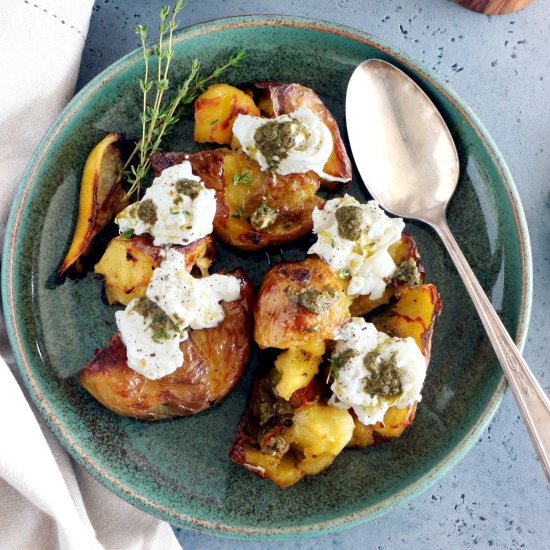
[346,59,459,225]
[346,58,550,482]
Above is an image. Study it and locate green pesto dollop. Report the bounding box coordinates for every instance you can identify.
[394,258,422,287]
[363,351,402,397]
[137,199,158,225]
[175,178,202,199]
[338,348,359,368]
[263,434,290,455]
[335,205,363,241]
[258,399,294,427]
[298,286,337,314]
[250,200,278,230]
[132,297,177,343]
[254,120,308,167]
[133,297,163,319]
[330,348,359,380]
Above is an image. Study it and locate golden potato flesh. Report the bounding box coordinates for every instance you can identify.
[80,269,254,419]
[94,235,214,306]
[194,84,260,144]
[240,447,303,488]
[274,340,325,400]
[288,403,354,458]
[150,149,323,251]
[349,232,424,317]
[253,82,352,190]
[254,258,350,349]
[373,283,442,361]
[373,403,417,440]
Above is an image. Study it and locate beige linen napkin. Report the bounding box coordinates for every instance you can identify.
[0,2,181,549]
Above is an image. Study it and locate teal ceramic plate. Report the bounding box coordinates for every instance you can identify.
[2,16,532,540]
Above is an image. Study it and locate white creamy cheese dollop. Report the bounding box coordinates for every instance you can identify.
[115,249,241,380]
[328,317,427,426]
[232,107,349,182]
[146,249,241,331]
[307,195,404,299]
[116,161,216,246]
[115,300,187,381]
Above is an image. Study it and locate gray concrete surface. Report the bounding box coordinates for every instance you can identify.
[78,1,550,548]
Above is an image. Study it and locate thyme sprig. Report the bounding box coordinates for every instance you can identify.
[122,1,245,199]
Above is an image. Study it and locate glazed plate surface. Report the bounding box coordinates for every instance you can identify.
[2,16,532,540]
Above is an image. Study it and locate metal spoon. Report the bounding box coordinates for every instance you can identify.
[346,58,550,482]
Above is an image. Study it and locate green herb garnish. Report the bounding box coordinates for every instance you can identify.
[328,355,341,380]
[233,172,252,186]
[169,207,190,216]
[121,228,134,239]
[231,204,246,219]
[152,329,170,343]
[121,1,245,199]
[339,267,351,279]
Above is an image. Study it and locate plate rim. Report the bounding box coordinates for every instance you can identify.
[2,14,533,540]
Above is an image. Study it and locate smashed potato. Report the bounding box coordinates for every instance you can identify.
[80,270,254,419]
[194,84,260,144]
[230,277,441,487]
[253,258,350,349]
[151,150,323,251]
[94,235,214,306]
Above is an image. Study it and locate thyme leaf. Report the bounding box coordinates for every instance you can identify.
[231,204,246,219]
[328,355,341,380]
[233,172,252,186]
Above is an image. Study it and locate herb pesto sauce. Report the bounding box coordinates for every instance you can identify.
[250,200,278,230]
[175,178,202,199]
[137,199,158,225]
[335,205,363,241]
[254,120,308,168]
[298,287,337,314]
[363,351,403,397]
[395,258,422,287]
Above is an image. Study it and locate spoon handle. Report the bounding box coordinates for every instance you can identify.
[433,217,550,482]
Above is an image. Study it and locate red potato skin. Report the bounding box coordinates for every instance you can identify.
[151,150,324,251]
[80,270,254,420]
[253,82,352,190]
